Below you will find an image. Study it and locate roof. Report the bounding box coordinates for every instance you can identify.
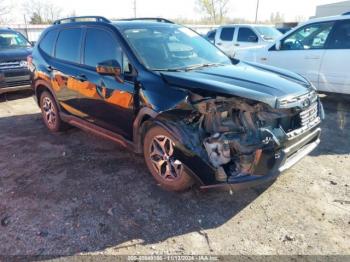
[220,24,275,28]
[306,13,350,24]
[0,27,14,32]
[112,20,180,30]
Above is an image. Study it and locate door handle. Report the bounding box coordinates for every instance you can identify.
[72,74,87,82]
[234,43,240,47]
[46,65,56,72]
[217,42,223,46]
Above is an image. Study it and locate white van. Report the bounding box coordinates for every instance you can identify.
[214,24,282,58]
[234,14,350,95]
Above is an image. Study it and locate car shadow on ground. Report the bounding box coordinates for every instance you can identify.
[0,90,34,103]
[0,112,273,256]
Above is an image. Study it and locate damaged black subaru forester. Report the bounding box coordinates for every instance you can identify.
[30,17,324,191]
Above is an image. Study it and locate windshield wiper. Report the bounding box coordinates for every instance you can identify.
[183,63,224,71]
[153,63,224,72]
[153,68,184,72]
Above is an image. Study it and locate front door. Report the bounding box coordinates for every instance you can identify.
[265,21,335,88]
[76,27,135,140]
[319,19,350,94]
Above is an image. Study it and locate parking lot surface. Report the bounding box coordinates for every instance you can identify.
[0,91,349,256]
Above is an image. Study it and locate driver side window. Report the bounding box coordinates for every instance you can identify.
[84,28,122,68]
[281,22,334,50]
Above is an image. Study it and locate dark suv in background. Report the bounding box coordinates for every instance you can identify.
[30,16,324,192]
[0,27,32,94]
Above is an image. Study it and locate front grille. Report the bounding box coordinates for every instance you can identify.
[278,91,318,109]
[285,102,321,140]
[300,102,318,127]
[0,61,25,70]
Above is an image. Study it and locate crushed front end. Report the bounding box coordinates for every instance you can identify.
[180,90,323,188]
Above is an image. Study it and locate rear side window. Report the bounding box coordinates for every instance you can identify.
[220,27,235,41]
[327,20,350,49]
[237,28,258,42]
[39,30,58,55]
[84,28,122,68]
[55,28,82,63]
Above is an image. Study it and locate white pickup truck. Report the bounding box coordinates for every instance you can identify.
[212,24,282,58]
[234,14,350,95]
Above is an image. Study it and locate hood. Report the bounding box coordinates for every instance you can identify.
[0,48,32,62]
[161,62,312,108]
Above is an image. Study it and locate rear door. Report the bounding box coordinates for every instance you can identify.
[215,27,236,57]
[76,27,135,139]
[318,19,350,94]
[265,21,335,88]
[50,27,84,116]
[235,27,259,49]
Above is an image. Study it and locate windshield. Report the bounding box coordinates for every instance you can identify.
[255,26,282,41]
[0,32,31,49]
[123,25,231,71]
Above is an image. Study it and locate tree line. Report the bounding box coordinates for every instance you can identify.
[0,0,304,25]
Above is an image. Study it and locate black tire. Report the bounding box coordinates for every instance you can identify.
[39,91,67,132]
[143,125,194,192]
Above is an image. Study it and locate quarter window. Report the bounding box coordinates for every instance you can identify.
[281,22,334,50]
[237,28,258,42]
[327,20,350,49]
[220,27,235,41]
[84,28,122,68]
[39,30,58,56]
[55,28,82,63]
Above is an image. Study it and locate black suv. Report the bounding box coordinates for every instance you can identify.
[0,27,32,94]
[30,16,324,191]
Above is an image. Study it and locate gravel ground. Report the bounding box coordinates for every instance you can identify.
[0,91,349,257]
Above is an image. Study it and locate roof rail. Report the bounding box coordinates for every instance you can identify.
[53,16,111,25]
[343,11,350,15]
[116,17,174,24]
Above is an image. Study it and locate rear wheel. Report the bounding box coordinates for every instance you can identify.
[143,125,194,191]
[39,91,67,132]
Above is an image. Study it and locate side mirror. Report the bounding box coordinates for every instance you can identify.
[275,40,282,50]
[96,60,123,83]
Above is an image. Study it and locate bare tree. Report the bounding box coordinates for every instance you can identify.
[0,0,13,24]
[269,12,285,24]
[23,0,62,24]
[196,0,230,24]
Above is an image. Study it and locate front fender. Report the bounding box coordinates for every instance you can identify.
[152,115,217,186]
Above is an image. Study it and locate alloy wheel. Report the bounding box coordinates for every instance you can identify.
[42,96,56,128]
[148,135,183,181]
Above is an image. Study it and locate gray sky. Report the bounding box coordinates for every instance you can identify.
[7,0,348,23]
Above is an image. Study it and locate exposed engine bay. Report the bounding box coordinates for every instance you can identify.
[184,92,322,182]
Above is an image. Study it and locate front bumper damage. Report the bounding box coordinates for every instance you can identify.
[201,127,321,189]
[170,91,324,189]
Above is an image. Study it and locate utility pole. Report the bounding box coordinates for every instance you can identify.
[133,0,137,18]
[23,14,29,40]
[255,0,260,23]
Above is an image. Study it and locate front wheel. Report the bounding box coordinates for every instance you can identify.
[143,125,194,192]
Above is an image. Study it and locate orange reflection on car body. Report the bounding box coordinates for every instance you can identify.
[105,90,133,109]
